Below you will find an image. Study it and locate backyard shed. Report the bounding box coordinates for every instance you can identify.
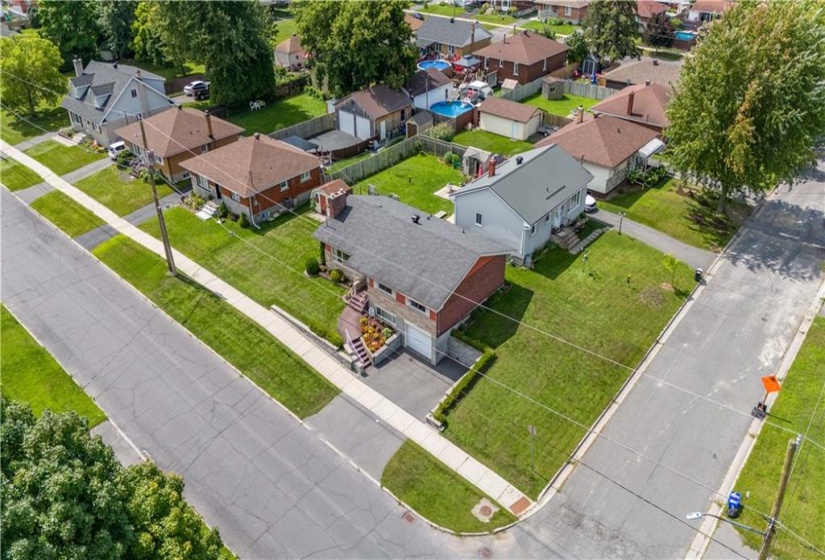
[477,97,542,141]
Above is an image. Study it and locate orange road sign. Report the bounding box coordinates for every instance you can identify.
[761,375,781,393]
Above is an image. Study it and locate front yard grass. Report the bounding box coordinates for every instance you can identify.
[75,166,173,216]
[1,156,43,191]
[0,103,69,145]
[598,178,748,252]
[520,20,578,35]
[443,231,694,497]
[93,235,339,418]
[381,440,516,533]
[227,93,326,135]
[732,317,825,560]
[1,305,106,427]
[418,5,467,17]
[140,206,346,346]
[273,18,298,44]
[453,129,534,157]
[24,140,106,176]
[30,191,105,238]
[351,153,462,215]
[522,92,600,117]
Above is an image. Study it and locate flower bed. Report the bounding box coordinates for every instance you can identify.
[360,316,394,353]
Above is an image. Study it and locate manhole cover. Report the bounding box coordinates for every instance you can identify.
[479,505,493,517]
[471,498,499,523]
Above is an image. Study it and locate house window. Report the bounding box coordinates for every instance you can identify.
[201,144,210,154]
[565,5,572,16]
[545,213,551,223]
[570,189,582,207]
[332,248,349,265]
[513,63,519,76]
[484,57,489,70]
[182,172,190,179]
[279,180,289,192]
[375,306,396,326]
[448,44,455,55]
[230,191,241,202]
[131,89,137,98]
[543,57,547,72]
[409,299,427,314]
[530,223,536,236]
[155,155,164,165]
[475,212,483,226]
[378,283,393,295]
[196,174,207,188]
[300,171,311,182]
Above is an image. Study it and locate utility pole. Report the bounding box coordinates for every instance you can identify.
[758,435,800,560]
[138,118,176,276]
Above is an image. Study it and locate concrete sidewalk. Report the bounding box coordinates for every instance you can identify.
[13,131,56,151]
[593,209,716,271]
[1,139,533,517]
[61,157,114,184]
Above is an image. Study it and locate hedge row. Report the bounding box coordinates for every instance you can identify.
[432,347,496,425]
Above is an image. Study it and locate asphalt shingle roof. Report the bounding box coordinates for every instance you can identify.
[472,30,567,66]
[477,97,540,123]
[454,145,593,225]
[313,196,510,310]
[407,67,452,97]
[591,82,671,129]
[416,16,492,48]
[335,85,412,121]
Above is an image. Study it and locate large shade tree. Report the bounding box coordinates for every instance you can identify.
[665,0,825,211]
[37,0,100,66]
[581,0,641,65]
[294,0,416,97]
[96,0,137,60]
[0,34,66,117]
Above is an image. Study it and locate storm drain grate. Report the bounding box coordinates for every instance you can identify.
[402,511,416,525]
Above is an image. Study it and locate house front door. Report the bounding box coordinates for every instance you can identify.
[214,185,222,200]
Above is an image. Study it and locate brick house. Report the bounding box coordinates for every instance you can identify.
[591,82,671,132]
[181,133,323,223]
[415,16,492,58]
[473,30,568,85]
[313,193,510,364]
[534,0,589,24]
[636,0,669,28]
[116,106,243,184]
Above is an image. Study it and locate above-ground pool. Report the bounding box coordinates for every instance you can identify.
[429,101,474,118]
[417,59,452,72]
[674,30,696,41]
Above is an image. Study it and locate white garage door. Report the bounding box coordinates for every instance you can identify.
[339,111,355,136]
[405,323,432,360]
[355,115,371,139]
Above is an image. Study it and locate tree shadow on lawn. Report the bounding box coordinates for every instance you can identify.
[465,284,534,349]
[1,107,68,142]
[683,188,751,251]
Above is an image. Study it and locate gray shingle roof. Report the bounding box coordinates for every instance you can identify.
[416,16,492,48]
[313,196,510,310]
[61,61,167,125]
[454,145,594,225]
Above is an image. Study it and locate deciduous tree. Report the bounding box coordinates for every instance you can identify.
[0,34,65,117]
[97,0,137,60]
[582,0,640,65]
[37,0,100,66]
[644,12,674,49]
[665,0,825,211]
[564,30,589,65]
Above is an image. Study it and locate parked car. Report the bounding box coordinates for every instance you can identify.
[193,88,210,101]
[108,141,126,161]
[183,80,209,96]
[412,11,424,20]
[584,194,597,213]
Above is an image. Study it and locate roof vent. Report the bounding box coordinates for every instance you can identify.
[516,156,523,165]
[412,215,420,224]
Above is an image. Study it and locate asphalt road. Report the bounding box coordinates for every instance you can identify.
[0,189,470,559]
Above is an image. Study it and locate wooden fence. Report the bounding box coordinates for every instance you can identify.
[268,112,335,141]
[498,75,545,102]
[563,80,618,100]
[328,136,467,185]
[540,111,573,129]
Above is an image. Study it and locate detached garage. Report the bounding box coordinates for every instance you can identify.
[477,97,542,141]
[334,85,413,142]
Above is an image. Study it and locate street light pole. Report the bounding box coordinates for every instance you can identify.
[138,118,176,276]
[685,512,766,537]
[758,436,800,560]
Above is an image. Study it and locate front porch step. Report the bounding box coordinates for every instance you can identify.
[551,228,580,251]
[350,336,372,368]
[347,291,368,313]
[570,227,607,255]
[196,201,220,220]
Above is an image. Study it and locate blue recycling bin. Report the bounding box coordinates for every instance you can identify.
[727,491,742,518]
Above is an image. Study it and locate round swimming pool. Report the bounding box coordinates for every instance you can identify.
[417,60,452,72]
[674,30,696,41]
[429,100,474,118]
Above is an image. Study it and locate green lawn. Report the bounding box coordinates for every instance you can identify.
[350,153,462,215]
[443,231,694,497]
[522,92,600,117]
[24,140,106,176]
[140,206,346,346]
[472,12,519,26]
[1,305,106,427]
[119,60,206,80]
[419,5,467,17]
[93,235,339,418]
[1,156,43,191]
[382,441,516,533]
[453,129,534,156]
[0,103,69,145]
[227,93,327,135]
[599,178,748,251]
[732,317,825,560]
[75,166,173,216]
[30,191,105,238]
[520,20,578,35]
[329,151,374,173]
[273,18,298,44]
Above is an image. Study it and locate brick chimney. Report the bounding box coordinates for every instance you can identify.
[626,91,635,116]
[73,56,83,77]
[576,105,584,124]
[204,110,214,139]
[327,189,349,219]
[488,158,496,177]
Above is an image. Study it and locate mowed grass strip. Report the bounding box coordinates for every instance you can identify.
[599,178,748,251]
[1,156,43,191]
[445,231,694,497]
[1,305,107,427]
[92,235,338,418]
[453,129,534,157]
[732,317,825,560]
[75,166,173,216]
[0,104,69,145]
[522,92,600,117]
[24,140,106,176]
[140,206,346,346]
[30,190,105,238]
[351,153,462,215]
[382,441,516,533]
[227,93,326,135]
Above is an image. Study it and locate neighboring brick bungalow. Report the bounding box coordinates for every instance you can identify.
[415,16,492,58]
[636,0,669,27]
[313,193,510,365]
[534,0,589,24]
[116,106,243,183]
[591,82,671,132]
[181,133,323,223]
[473,30,568,85]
